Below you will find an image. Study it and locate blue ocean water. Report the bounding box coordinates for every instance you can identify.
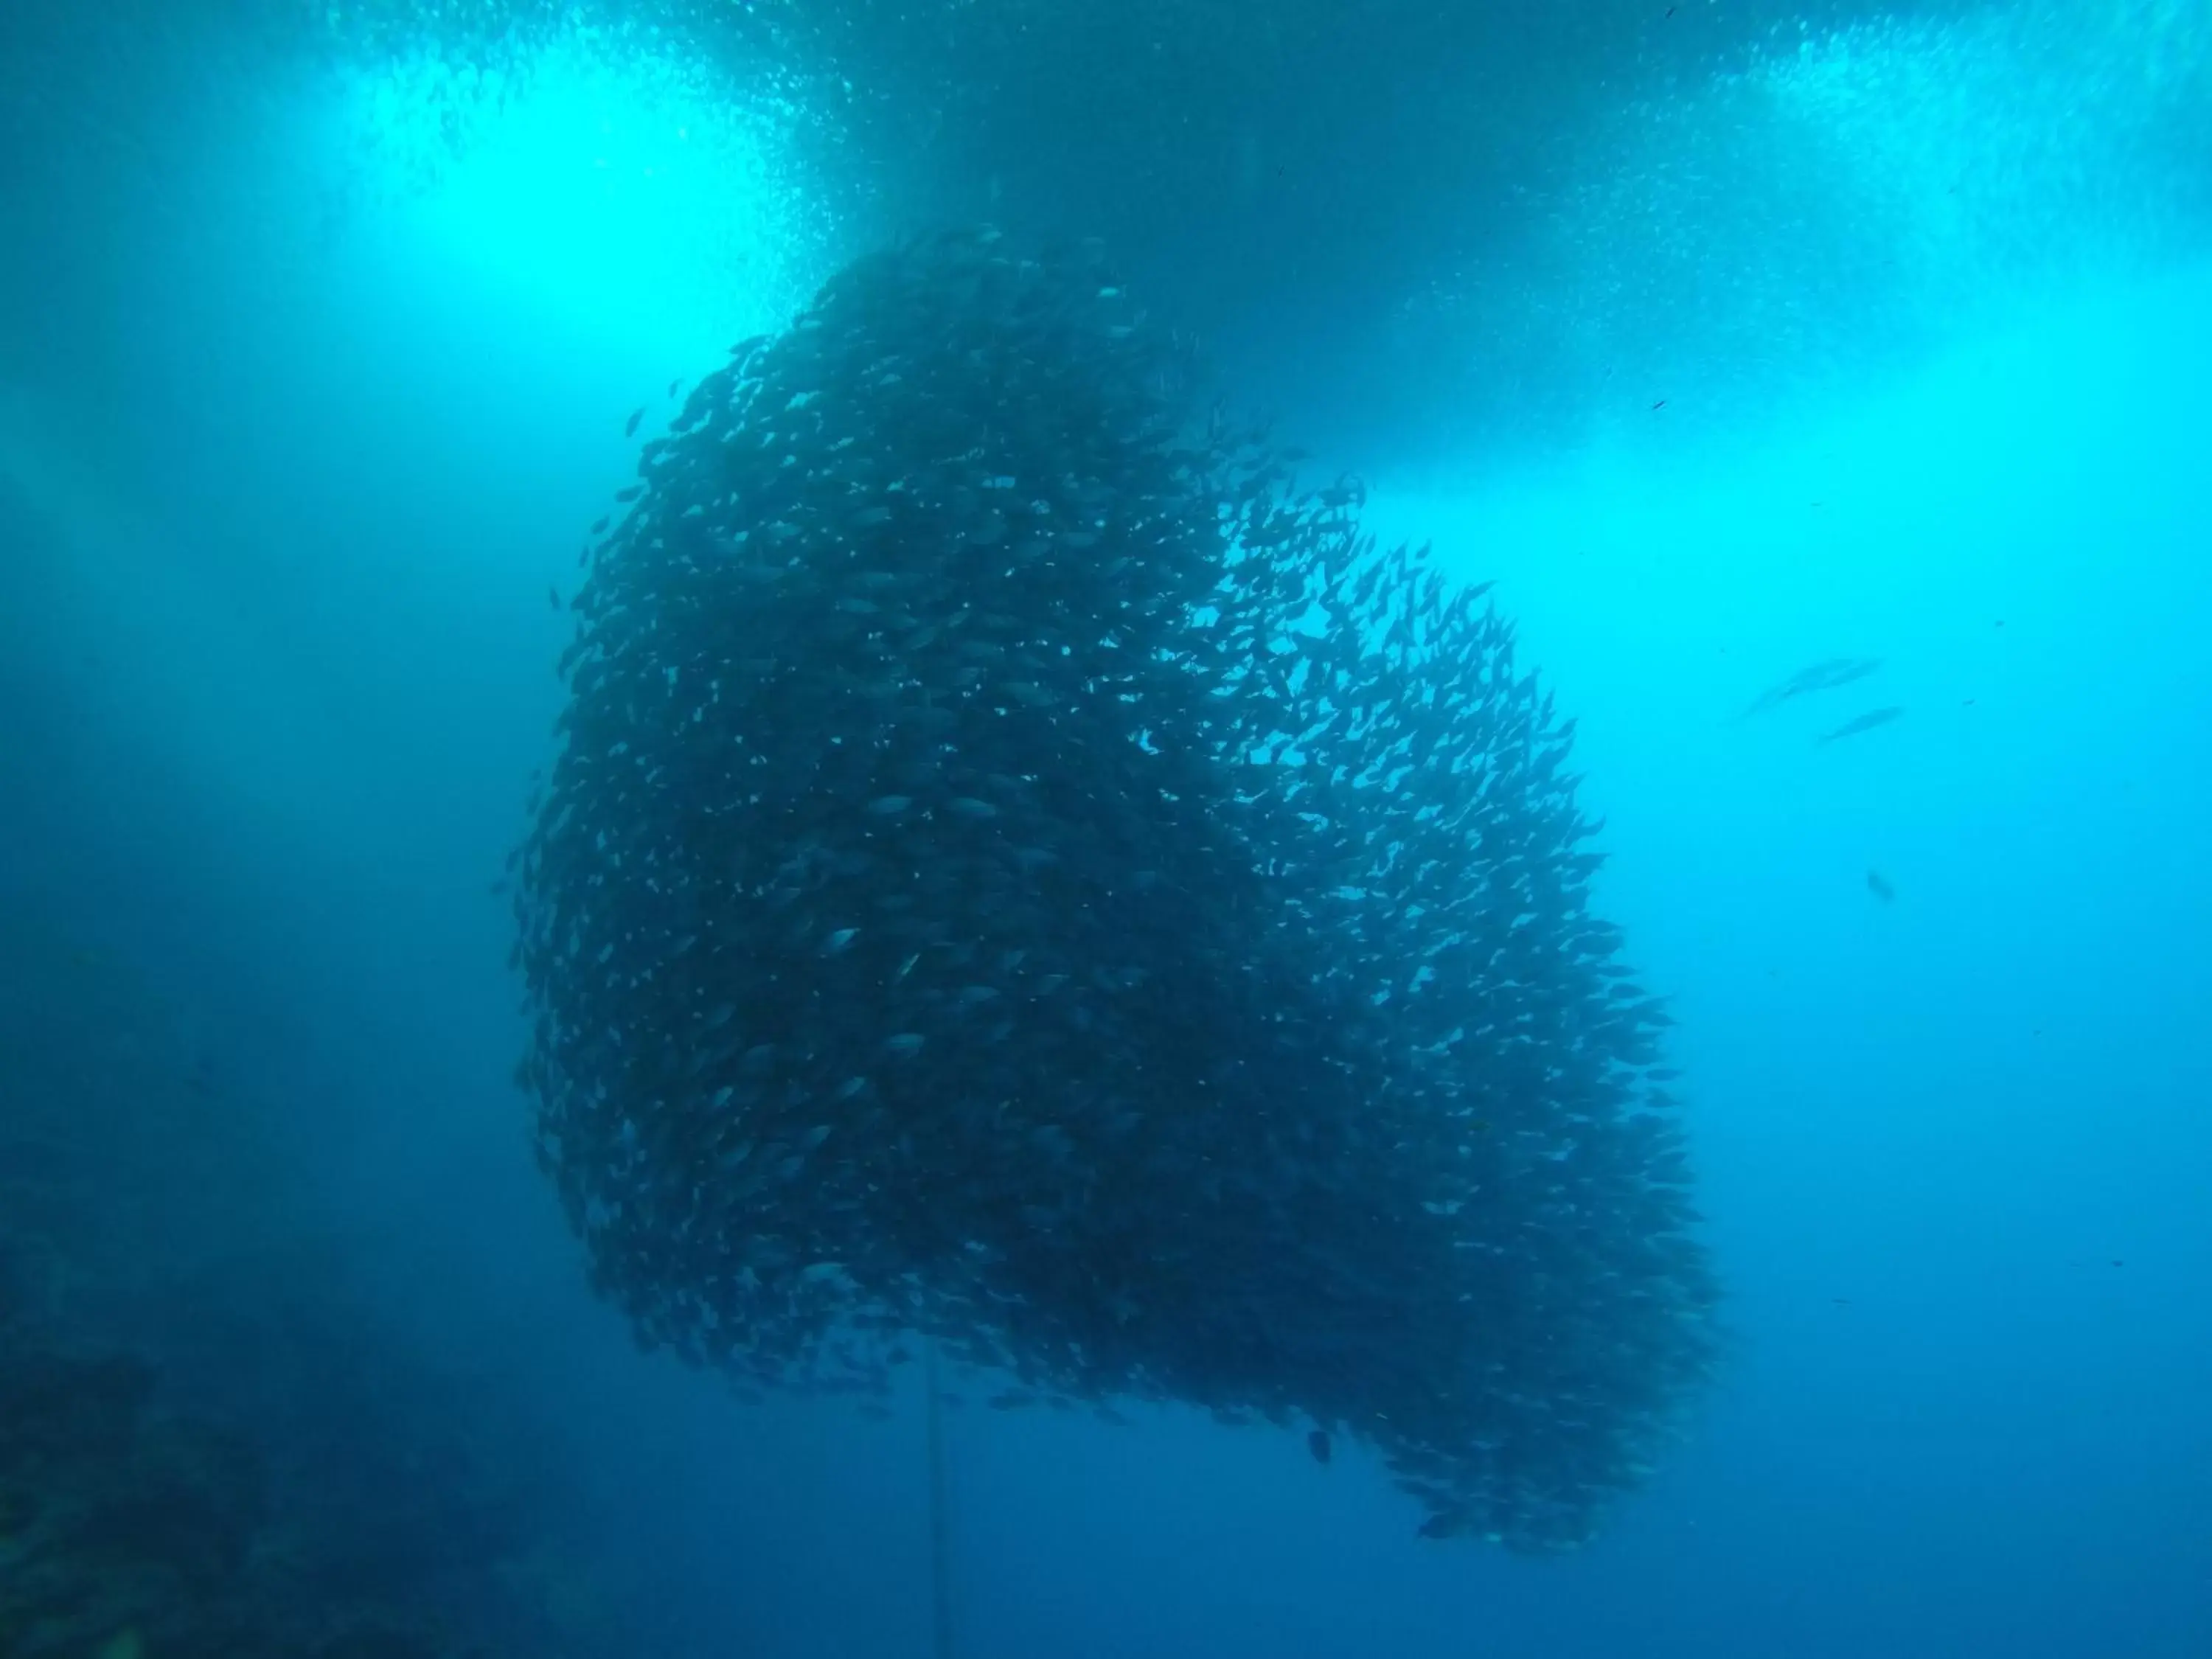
[1,2,2206,1656]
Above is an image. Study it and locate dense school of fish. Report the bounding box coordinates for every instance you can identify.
[509,228,1716,1551]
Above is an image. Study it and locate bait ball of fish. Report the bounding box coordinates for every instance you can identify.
[512,227,1715,1552]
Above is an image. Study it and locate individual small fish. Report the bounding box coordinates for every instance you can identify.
[1742,657,1882,718]
[1307,1428,1332,1464]
[1816,706,1904,745]
[667,378,682,397]
[547,585,561,610]
[625,406,645,437]
[1865,869,1895,902]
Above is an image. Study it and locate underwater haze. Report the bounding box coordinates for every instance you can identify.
[1,1,2208,1656]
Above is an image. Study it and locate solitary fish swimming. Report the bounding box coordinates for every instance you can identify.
[1742,657,1882,719]
[1816,706,1904,745]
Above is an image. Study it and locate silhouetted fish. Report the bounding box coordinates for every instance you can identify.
[1816,706,1904,745]
[510,229,1714,1557]
[1742,657,1882,719]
